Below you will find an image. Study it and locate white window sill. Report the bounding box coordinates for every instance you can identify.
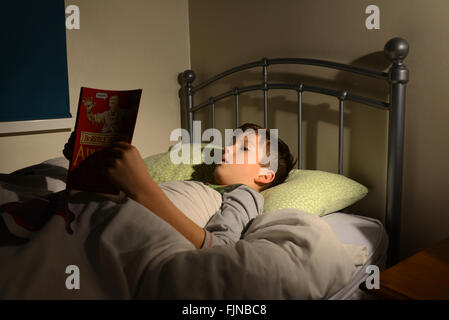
[0,118,75,135]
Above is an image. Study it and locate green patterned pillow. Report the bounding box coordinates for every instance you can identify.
[261,169,368,216]
[144,143,220,184]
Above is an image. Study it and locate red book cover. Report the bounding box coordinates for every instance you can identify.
[66,87,142,194]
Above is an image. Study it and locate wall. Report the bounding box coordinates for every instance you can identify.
[0,0,190,173]
[188,0,449,260]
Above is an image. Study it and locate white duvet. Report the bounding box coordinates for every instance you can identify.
[0,158,367,299]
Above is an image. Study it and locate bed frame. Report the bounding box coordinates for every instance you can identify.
[179,37,409,266]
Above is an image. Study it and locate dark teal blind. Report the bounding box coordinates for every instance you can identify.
[0,0,71,122]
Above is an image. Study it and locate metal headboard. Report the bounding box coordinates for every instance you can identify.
[179,37,409,266]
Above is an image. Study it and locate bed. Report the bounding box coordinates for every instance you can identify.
[0,37,409,300]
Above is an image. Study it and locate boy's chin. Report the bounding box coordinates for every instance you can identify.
[213,172,233,186]
[212,170,222,185]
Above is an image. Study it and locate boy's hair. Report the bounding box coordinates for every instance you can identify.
[237,123,297,191]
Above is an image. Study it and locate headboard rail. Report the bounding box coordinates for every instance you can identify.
[191,57,389,93]
[180,37,409,266]
[192,83,390,112]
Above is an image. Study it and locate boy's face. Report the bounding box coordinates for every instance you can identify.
[213,132,273,190]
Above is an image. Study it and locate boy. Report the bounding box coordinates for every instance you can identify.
[64,123,296,249]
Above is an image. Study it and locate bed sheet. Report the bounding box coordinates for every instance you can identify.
[323,212,388,299]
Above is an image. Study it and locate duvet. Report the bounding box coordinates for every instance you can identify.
[0,158,367,299]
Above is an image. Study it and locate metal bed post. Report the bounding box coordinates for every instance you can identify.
[262,58,268,128]
[234,88,240,127]
[211,100,215,129]
[296,83,304,169]
[182,70,196,143]
[384,38,409,266]
[338,91,348,175]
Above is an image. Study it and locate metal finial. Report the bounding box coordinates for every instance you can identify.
[182,69,196,84]
[384,38,409,65]
[339,91,348,101]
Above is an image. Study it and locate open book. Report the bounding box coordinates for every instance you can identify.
[66,87,142,194]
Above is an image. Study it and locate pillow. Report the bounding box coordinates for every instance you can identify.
[260,169,368,216]
[143,143,220,184]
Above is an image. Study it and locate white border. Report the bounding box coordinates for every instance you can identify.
[0,118,75,134]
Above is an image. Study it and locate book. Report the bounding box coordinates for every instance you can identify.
[66,87,142,194]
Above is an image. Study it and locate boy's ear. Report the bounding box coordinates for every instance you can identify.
[255,168,275,185]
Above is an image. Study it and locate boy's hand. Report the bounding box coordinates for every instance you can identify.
[103,142,153,199]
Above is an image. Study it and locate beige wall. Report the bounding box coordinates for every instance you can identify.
[0,0,190,173]
[188,0,449,260]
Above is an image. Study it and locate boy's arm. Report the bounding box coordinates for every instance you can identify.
[103,142,206,249]
[133,178,206,249]
[202,184,264,248]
